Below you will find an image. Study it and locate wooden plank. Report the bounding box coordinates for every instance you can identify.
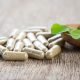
[0,0,80,80]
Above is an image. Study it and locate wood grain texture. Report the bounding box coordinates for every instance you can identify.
[0,0,80,80]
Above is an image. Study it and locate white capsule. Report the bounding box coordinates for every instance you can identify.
[14,40,24,52]
[23,47,44,59]
[9,29,19,39]
[45,45,61,59]
[27,33,37,43]
[24,29,42,34]
[27,26,48,32]
[37,35,49,46]
[2,51,28,61]
[16,32,26,41]
[36,32,53,39]
[49,38,64,48]
[0,45,8,55]
[0,37,8,45]
[23,38,34,48]
[6,38,15,50]
[33,41,48,53]
[48,34,61,43]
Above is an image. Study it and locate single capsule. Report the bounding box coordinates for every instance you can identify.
[36,32,53,39]
[37,35,49,46]
[45,45,61,59]
[16,32,26,41]
[2,51,28,61]
[9,29,19,39]
[23,38,34,48]
[49,38,64,48]
[24,29,42,34]
[14,40,24,52]
[27,26,48,32]
[23,47,44,59]
[0,45,8,55]
[27,32,37,43]
[48,34,61,43]
[0,36,8,45]
[6,38,15,50]
[33,41,48,53]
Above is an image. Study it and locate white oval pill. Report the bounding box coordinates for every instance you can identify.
[23,47,44,59]
[2,51,28,61]
[45,45,61,59]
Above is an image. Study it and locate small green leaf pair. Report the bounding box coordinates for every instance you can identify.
[51,23,80,39]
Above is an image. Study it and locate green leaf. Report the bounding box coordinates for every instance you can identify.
[69,29,80,39]
[51,23,70,35]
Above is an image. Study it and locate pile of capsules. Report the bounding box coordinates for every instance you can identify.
[0,27,64,61]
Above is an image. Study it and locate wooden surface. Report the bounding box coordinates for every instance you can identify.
[0,0,80,80]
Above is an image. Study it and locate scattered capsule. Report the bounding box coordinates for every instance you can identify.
[24,29,42,34]
[0,45,8,55]
[45,45,61,59]
[23,47,44,59]
[6,38,15,50]
[37,35,49,46]
[16,32,26,41]
[9,29,19,39]
[23,38,34,48]
[14,40,24,52]
[49,38,64,48]
[27,26,48,32]
[33,41,48,53]
[27,33,37,43]
[36,32,53,39]
[0,37,8,45]
[2,51,28,61]
[48,34,61,43]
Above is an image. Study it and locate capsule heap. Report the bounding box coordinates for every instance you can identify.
[0,27,64,61]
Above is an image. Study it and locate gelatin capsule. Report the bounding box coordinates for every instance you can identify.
[37,35,49,46]
[6,38,15,50]
[24,29,42,34]
[14,40,24,52]
[23,38,34,48]
[2,51,28,61]
[0,37,8,45]
[27,33,37,43]
[36,32,53,39]
[33,41,48,53]
[45,45,61,59]
[0,45,8,55]
[48,34,61,43]
[9,29,19,39]
[16,32,26,41]
[27,26,48,32]
[49,38,64,48]
[23,47,44,59]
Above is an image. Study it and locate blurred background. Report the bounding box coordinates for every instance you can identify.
[0,0,80,34]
